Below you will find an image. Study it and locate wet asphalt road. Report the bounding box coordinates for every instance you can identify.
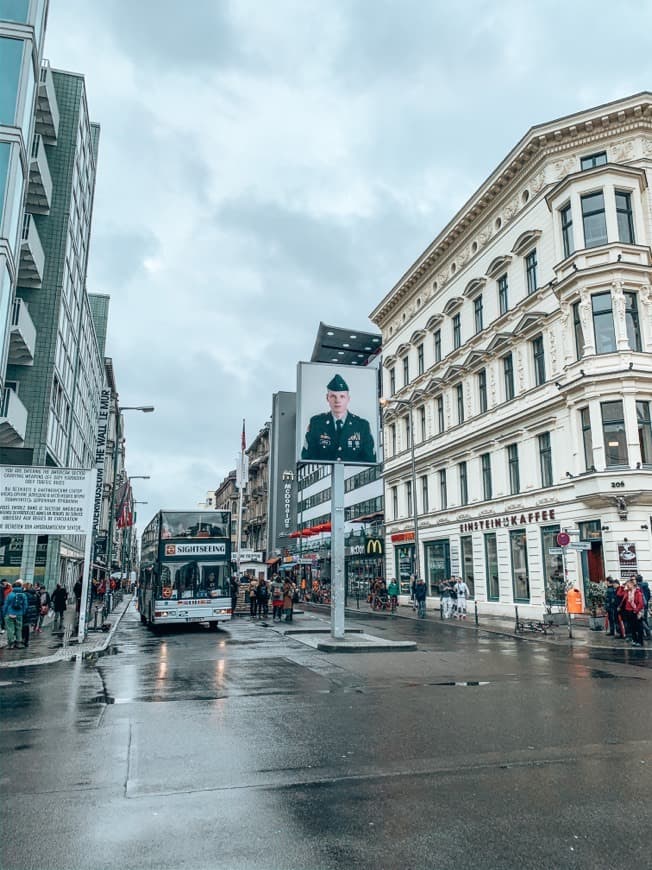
[1,602,651,870]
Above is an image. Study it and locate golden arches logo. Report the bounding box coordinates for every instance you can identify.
[366,539,383,555]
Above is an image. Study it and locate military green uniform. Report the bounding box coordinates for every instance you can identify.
[302,412,376,463]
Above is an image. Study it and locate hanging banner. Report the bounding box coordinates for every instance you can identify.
[0,466,97,535]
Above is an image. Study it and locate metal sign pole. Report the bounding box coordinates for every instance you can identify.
[77,530,94,643]
[331,461,345,639]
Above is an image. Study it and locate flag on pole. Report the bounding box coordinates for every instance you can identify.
[241,418,246,452]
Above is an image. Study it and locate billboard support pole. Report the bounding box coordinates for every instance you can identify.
[77,529,94,643]
[331,461,345,639]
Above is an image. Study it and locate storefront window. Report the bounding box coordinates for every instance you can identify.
[510,529,530,602]
[460,536,474,598]
[395,544,414,595]
[424,539,450,596]
[485,533,499,600]
[541,525,564,605]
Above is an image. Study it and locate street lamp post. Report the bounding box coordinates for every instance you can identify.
[380,397,421,585]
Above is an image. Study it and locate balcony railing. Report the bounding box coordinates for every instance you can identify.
[0,388,28,446]
[8,298,36,365]
[26,134,53,213]
[35,60,60,143]
[18,214,45,288]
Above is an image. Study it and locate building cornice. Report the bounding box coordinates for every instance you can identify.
[369,92,652,329]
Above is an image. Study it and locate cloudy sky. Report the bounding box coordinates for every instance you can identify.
[45,0,652,527]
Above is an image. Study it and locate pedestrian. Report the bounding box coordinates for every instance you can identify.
[388,577,399,615]
[73,576,83,618]
[2,580,28,649]
[441,578,453,619]
[22,582,40,647]
[282,578,294,622]
[604,577,623,637]
[229,575,239,616]
[635,573,650,639]
[414,577,427,618]
[454,577,470,619]
[51,582,68,631]
[1,579,12,632]
[35,584,51,633]
[621,578,645,646]
[270,574,284,621]
[248,577,258,619]
[256,578,269,619]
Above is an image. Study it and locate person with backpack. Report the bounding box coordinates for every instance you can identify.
[22,582,40,647]
[2,580,28,649]
[256,578,269,619]
[414,578,427,618]
[51,583,68,632]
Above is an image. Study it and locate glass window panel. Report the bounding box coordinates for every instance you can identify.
[508,444,520,494]
[0,36,23,125]
[478,369,487,413]
[538,432,553,487]
[591,292,617,353]
[459,461,468,505]
[615,190,635,244]
[434,330,441,362]
[485,533,499,600]
[437,397,444,433]
[0,1,30,21]
[0,141,9,212]
[526,250,538,294]
[395,544,414,594]
[461,536,474,598]
[424,540,450,596]
[561,202,574,258]
[637,401,652,464]
[417,343,424,375]
[498,274,508,315]
[625,292,642,352]
[580,152,607,170]
[481,453,492,500]
[581,192,608,247]
[601,401,627,466]
[541,525,564,605]
[510,529,530,602]
[573,302,584,359]
[580,407,593,471]
[439,469,447,509]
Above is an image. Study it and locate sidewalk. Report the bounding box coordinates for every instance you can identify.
[0,594,134,669]
[309,600,649,651]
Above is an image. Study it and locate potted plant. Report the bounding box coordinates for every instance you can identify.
[586,581,607,630]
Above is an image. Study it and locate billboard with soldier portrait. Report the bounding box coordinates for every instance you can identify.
[296,362,379,466]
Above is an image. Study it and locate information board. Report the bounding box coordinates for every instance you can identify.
[0,466,96,536]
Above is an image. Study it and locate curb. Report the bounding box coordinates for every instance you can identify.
[0,596,134,669]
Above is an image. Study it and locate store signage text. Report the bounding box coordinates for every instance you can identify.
[459,509,555,533]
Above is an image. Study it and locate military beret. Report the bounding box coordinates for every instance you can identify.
[326,373,349,392]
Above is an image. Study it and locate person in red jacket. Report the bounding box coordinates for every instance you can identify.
[621,578,645,646]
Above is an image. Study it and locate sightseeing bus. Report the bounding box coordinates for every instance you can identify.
[138,510,232,629]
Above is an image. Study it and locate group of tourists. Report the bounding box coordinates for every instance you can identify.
[1,579,70,649]
[604,574,650,646]
[241,575,299,623]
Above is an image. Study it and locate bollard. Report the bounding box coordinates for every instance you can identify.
[440,601,443,620]
[474,600,479,626]
[514,605,519,633]
[356,590,360,610]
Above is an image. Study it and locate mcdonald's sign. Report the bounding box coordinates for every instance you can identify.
[366,538,383,556]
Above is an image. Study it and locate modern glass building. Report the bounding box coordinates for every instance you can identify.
[0,2,107,588]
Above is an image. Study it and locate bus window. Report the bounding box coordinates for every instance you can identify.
[200,565,229,598]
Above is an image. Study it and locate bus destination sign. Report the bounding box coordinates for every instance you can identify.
[164,542,226,557]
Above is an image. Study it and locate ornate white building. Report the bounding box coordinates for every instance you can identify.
[371,92,652,616]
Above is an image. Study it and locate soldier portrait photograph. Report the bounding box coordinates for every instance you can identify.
[297,365,378,465]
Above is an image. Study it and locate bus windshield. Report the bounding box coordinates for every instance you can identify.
[160,511,229,540]
[159,562,229,600]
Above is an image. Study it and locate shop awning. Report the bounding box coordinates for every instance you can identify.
[266,556,281,565]
[350,511,384,524]
[278,561,299,570]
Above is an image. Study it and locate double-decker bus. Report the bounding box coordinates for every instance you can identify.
[138,510,232,629]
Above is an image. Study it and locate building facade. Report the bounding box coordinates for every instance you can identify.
[214,469,239,554]
[0,4,105,588]
[242,422,269,554]
[371,93,652,616]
